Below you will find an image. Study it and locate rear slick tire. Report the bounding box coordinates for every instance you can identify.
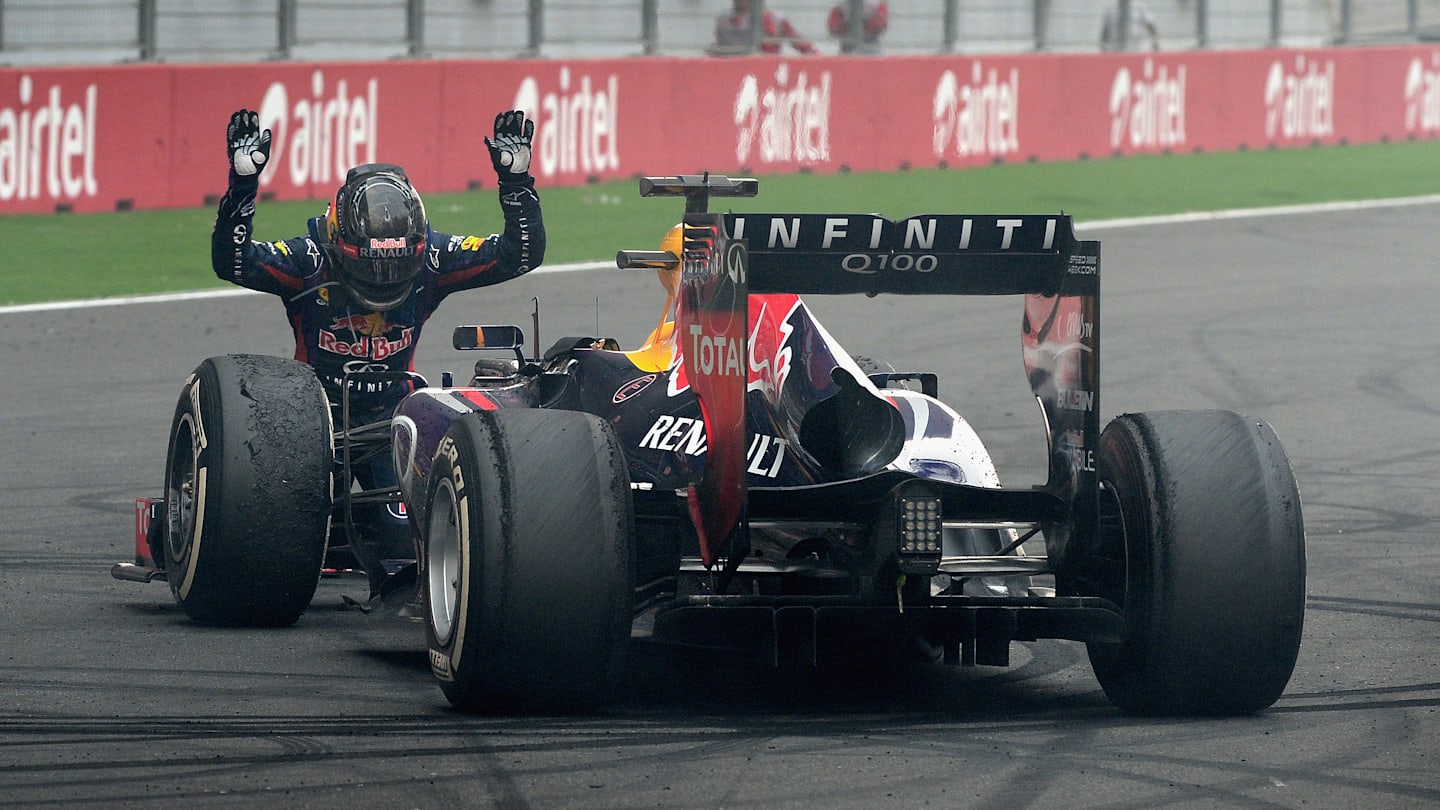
[162,354,332,627]
[423,409,634,714]
[1087,410,1306,716]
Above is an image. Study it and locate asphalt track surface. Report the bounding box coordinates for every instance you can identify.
[2,203,1438,808]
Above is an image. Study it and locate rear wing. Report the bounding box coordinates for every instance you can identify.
[619,176,1101,572]
[732,213,1083,297]
[735,211,1102,566]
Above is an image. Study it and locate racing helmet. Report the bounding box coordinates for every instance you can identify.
[326,163,428,311]
[657,222,683,299]
[660,222,683,259]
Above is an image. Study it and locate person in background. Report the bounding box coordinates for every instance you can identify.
[828,0,889,55]
[1101,1,1160,51]
[711,0,816,55]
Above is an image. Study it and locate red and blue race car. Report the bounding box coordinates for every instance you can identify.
[116,175,1306,716]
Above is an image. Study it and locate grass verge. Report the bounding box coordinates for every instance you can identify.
[4,139,1440,306]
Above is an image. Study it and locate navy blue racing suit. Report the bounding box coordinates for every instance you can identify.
[210,176,545,569]
[211,180,544,407]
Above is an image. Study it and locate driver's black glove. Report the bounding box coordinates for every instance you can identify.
[485,110,534,182]
[226,109,272,192]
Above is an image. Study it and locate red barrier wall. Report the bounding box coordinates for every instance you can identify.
[4,46,1440,215]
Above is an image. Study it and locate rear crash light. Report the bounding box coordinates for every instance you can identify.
[898,494,942,556]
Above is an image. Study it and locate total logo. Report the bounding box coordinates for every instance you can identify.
[932,62,1019,160]
[687,324,744,379]
[256,70,379,189]
[733,63,832,165]
[1264,54,1335,141]
[1108,59,1186,150]
[1404,52,1440,134]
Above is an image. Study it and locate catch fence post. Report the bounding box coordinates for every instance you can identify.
[750,0,764,53]
[943,0,958,52]
[278,0,295,59]
[1117,0,1131,51]
[1032,0,1050,51]
[528,0,543,56]
[642,0,658,55]
[408,0,425,56]
[138,0,156,60]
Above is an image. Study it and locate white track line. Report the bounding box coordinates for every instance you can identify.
[6,195,1440,315]
[0,261,616,314]
[1072,193,1440,231]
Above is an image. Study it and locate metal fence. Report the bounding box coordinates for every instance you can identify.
[3,0,1439,66]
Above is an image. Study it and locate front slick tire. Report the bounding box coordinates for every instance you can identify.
[424,409,634,714]
[1088,410,1305,716]
[163,355,332,627]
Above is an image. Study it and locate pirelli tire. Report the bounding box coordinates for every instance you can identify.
[162,354,333,627]
[423,409,635,714]
[1086,410,1306,716]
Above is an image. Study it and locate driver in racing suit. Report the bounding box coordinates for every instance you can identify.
[211,107,545,595]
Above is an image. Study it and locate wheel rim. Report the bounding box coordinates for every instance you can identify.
[427,478,463,646]
[1075,479,1128,611]
[165,415,199,566]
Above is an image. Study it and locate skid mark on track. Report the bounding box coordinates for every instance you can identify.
[1357,366,1440,419]
[1297,499,1438,539]
[1306,595,1440,624]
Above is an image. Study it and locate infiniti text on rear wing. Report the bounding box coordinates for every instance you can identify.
[731,213,1086,297]
[726,211,1102,568]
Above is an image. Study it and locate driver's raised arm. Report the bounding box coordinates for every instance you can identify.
[431,110,546,293]
[210,109,316,296]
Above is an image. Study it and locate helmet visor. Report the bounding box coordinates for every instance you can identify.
[336,236,426,310]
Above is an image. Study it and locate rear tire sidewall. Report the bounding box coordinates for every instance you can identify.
[1087,410,1306,715]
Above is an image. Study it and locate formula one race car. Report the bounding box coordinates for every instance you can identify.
[115,175,1306,716]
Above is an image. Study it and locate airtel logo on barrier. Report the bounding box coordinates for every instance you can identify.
[512,67,620,178]
[932,62,1019,160]
[1264,54,1335,141]
[1404,53,1440,133]
[0,75,98,203]
[733,63,831,165]
[1108,59,1186,150]
[255,70,378,190]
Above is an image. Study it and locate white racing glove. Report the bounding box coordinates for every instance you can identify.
[485,110,534,180]
[226,109,272,184]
